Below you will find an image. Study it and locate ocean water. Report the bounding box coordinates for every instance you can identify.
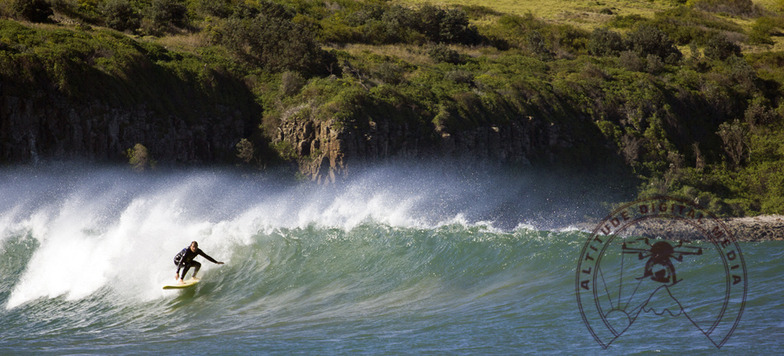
[0,164,781,354]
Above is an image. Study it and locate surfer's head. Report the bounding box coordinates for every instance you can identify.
[190,241,198,252]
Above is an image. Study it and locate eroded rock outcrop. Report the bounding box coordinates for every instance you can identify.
[0,90,250,164]
[273,108,569,183]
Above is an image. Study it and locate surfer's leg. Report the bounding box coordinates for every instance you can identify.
[181,263,192,279]
[191,261,202,278]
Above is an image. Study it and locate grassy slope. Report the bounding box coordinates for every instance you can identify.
[401,0,784,50]
[401,0,674,26]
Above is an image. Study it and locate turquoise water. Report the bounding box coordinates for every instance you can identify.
[0,165,781,354]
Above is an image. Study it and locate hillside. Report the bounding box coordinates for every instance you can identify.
[1,0,784,216]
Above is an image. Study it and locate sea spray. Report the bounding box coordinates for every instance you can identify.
[0,164,780,353]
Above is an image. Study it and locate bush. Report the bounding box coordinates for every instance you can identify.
[427,43,463,64]
[626,24,682,64]
[717,119,749,168]
[236,138,255,164]
[527,30,553,59]
[144,0,188,35]
[748,17,777,45]
[218,14,337,76]
[703,32,741,60]
[646,54,664,74]
[280,71,305,96]
[100,0,140,32]
[12,0,52,23]
[415,5,480,44]
[588,28,625,56]
[444,69,474,85]
[126,143,154,171]
[372,62,405,85]
[619,51,644,71]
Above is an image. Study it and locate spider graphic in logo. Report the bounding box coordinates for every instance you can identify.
[622,238,703,285]
[576,196,747,350]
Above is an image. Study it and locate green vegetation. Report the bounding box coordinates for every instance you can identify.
[126,142,155,171]
[1,0,784,216]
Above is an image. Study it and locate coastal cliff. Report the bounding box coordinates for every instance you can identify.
[0,90,249,164]
[273,110,568,183]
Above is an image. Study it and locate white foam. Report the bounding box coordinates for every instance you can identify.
[2,163,601,308]
[4,171,238,309]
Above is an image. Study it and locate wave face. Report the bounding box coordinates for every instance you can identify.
[0,164,781,353]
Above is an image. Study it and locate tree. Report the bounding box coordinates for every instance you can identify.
[415,5,479,44]
[627,24,682,64]
[717,119,748,168]
[101,0,140,32]
[219,14,337,76]
[127,143,154,171]
[12,0,52,23]
[144,0,188,35]
[236,138,255,164]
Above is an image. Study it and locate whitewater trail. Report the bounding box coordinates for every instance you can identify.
[0,163,594,310]
[0,164,781,354]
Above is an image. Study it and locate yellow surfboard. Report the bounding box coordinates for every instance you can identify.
[162,278,200,290]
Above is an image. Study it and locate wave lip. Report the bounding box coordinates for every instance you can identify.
[1,163,612,311]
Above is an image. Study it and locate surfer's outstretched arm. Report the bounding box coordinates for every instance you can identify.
[198,249,224,264]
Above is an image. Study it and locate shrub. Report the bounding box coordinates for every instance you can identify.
[588,28,625,56]
[372,62,405,85]
[415,5,480,44]
[280,71,306,96]
[144,0,188,35]
[527,30,553,59]
[444,69,474,85]
[127,143,154,171]
[437,7,480,44]
[646,54,664,74]
[717,119,748,168]
[427,43,463,64]
[236,138,254,164]
[626,24,682,64]
[218,14,337,76]
[196,0,232,18]
[748,17,777,45]
[552,24,589,54]
[703,32,741,60]
[619,50,644,71]
[12,0,52,23]
[100,0,140,32]
[744,95,777,126]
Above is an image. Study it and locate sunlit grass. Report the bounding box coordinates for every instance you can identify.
[155,32,208,53]
[398,0,677,29]
[398,0,783,31]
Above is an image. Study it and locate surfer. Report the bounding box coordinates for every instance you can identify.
[174,241,224,283]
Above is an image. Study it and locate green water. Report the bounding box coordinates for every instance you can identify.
[0,165,780,354]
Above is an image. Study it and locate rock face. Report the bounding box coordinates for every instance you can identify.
[2,84,575,178]
[273,111,567,183]
[0,90,250,164]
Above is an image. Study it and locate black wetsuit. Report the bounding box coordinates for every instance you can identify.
[174,247,218,279]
